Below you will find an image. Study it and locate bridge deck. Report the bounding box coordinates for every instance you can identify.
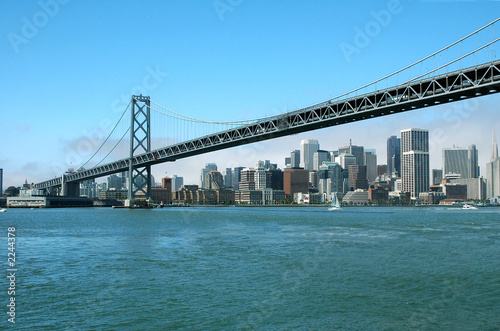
[35,60,500,189]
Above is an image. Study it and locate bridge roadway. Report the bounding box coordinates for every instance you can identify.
[35,60,500,190]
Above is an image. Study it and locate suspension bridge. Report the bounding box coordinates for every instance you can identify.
[34,19,500,201]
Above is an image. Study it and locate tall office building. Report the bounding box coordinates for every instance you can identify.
[337,153,356,170]
[364,151,377,182]
[266,169,284,190]
[318,162,343,194]
[338,141,364,166]
[432,169,443,185]
[468,144,480,178]
[401,128,430,198]
[232,167,244,190]
[283,168,309,199]
[200,163,217,188]
[348,165,368,190]
[255,163,267,190]
[387,136,401,176]
[300,139,319,171]
[224,168,233,189]
[205,171,223,190]
[313,150,330,171]
[290,150,300,168]
[0,168,3,194]
[172,175,184,192]
[443,147,469,179]
[486,132,500,198]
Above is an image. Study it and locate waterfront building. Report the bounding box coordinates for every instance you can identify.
[401,128,430,198]
[419,191,446,205]
[174,185,199,204]
[451,177,487,200]
[339,141,364,166]
[80,179,98,198]
[300,139,319,171]
[99,189,128,200]
[200,163,217,188]
[387,136,401,176]
[262,188,286,205]
[443,183,468,202]
[342,189,369,205]
[205,170,224,190]
[369,185,389,203]
[364,151,377,182]
[348,165,368,190]
[313,150,330,171]
[443,147,469,179]
[151,176,173,204]
[0,168,3,194]
[283,168,309,200]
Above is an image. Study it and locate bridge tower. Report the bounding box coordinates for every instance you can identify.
[127,95,151,204]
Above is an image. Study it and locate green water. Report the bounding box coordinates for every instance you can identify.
[1,206,499,330]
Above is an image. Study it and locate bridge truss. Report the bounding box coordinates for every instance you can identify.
[34,60,500,192]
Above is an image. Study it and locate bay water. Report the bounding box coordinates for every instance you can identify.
[1,206,499,330]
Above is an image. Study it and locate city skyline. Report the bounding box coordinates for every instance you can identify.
[3,124,498,191]
[2,2,500,189]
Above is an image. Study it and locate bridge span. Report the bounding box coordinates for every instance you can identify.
[34,59,500,194]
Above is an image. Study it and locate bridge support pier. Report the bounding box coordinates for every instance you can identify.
[127,95,152,204]
[61,175,80,197]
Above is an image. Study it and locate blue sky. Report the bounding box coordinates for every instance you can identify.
[1,0,500,188]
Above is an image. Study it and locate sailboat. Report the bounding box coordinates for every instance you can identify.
[328,192,341,211]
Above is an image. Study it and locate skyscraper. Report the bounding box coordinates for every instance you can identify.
[313,150,330,171]
[364,151,377,182]
[443,147,469,179]
[232,167,244,190]
[401,128,429,198]
[290,150,300,168]
[300,139,319,171]
[348,165,368,190]
[486,131,500,198]
[172,175,184,192]
[200,163,217,188]
[205,171,224,190]
[0,168,3,194]
[387,136,401,176]
[338,141,365,166]
[224,168,233,188]
[468,144,480,178]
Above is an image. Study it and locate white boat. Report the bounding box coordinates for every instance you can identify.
[462,204,478,210]
[0,208,7,212]
[328,193,341,211]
